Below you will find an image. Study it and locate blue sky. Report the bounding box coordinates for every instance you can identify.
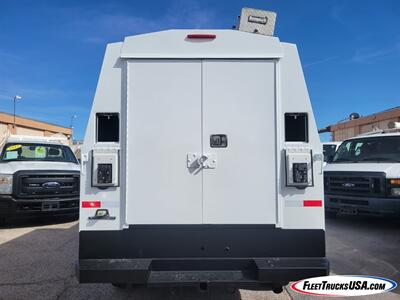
[0,0,399,141]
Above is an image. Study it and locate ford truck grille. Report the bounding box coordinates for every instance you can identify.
[13,170,80,199]
[324,171,386,197]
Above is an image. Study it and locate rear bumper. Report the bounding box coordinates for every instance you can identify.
[77,225,329,289]
[77,257,329,288]
[325,194,400,216]
[0,195,79,218]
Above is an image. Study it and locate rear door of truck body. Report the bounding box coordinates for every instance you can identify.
[126,59,276,225]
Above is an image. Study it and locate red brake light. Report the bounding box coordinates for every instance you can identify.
[303,200,322,207]
[186,34,216,39]
[82,201,101,208]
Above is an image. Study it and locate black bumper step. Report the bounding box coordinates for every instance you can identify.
[77,257,329,287]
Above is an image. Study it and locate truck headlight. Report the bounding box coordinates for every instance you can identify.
[0,174,13,194]
[391,188,400,197]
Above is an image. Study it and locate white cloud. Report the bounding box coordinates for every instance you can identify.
[0,51,21,61]
[303,56,339,68]
[164,0,217,28]
[351,45,399,63]
[61,0,218,44]
[0,78,85,102]
[330,4,346,25]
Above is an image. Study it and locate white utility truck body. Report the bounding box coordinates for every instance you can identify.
[324,132,400,217]
[0,135,80,223]
[78,9,328,291]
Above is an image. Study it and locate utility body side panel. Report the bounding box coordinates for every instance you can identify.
[79,42,124,231]
[278,43,325,229]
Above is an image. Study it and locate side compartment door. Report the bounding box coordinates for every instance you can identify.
[202,60,277,224]
[126,60,202,224]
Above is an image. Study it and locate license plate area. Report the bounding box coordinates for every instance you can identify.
[42,202,60,211]
[340,206,358,215]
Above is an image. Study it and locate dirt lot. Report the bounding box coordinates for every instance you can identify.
[0,216,399,300]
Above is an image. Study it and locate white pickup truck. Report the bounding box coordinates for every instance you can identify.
[0,135,80,224]
[324,132,400,217]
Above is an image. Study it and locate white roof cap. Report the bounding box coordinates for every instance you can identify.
[120,29,283,59]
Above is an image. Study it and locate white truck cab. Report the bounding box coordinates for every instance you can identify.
[324,131,400,217]
[0,135,80,223]
[77,8,328,292]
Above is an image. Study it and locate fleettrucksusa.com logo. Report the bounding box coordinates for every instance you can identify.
[291,275,397,297]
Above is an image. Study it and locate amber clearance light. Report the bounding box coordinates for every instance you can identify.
[390,179,400,185]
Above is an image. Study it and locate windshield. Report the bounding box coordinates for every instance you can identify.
[0,143,78,164]
[332,136,400,163]
[323,144,338,162]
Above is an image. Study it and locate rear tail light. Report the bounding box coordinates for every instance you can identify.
[303,200,322,207]
[186,34,216,39]
[82,201,101,208]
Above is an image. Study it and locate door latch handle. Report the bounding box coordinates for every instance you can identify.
[198,155,208,166]
[187,153,217,169]
[201,153,217,169]
[88,209,116,220]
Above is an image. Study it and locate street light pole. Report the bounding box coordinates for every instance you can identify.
[13,95,22,128]
[70,114,78,140]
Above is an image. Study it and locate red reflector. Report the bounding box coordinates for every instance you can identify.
[186,34,216,39]
[303,200,322,207]
[82,201,101,208]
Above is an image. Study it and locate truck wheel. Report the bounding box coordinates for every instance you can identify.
[111,283,128,289]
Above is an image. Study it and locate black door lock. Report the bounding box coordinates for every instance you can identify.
[210,134,227,148]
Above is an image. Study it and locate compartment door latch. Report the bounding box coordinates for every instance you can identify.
[187,153,217,169]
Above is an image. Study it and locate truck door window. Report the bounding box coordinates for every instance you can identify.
[96,113,119,142]
[285,113,308,142]
[323,144,337,162]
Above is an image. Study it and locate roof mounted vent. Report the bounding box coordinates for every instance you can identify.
[237,7,277,36]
